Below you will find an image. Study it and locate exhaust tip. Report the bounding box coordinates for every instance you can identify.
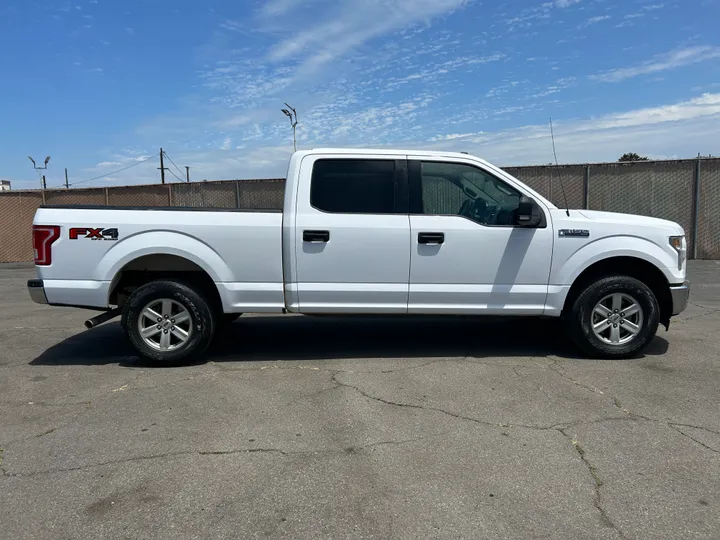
[83,307,122,330]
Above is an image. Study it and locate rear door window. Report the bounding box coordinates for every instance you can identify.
[310,159,398,214]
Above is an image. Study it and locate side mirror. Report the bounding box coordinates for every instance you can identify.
[516,196,542,228]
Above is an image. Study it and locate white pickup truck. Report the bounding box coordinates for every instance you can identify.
[28,148,689,364]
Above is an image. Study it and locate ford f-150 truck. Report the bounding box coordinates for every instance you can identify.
[28,148,690,364]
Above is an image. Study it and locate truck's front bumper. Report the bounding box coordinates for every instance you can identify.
[28,279,49,305]
[670,281,690,315]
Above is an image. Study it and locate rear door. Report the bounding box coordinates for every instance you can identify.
[293,154,411,313]
[407,157,553,314]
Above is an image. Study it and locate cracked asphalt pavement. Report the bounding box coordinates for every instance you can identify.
[1,261,719,539]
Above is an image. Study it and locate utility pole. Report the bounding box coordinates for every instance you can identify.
[64,168,69,189]
[185,166,190,183]
[158,148,168,184]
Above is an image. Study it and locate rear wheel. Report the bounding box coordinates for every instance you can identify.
[122,280,215,366]
[566,275,660,359]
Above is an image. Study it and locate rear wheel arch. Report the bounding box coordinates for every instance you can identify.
[562,256,672,327]
[109,253,223,316]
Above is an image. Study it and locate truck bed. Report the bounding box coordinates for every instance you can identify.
[33,205,285,312]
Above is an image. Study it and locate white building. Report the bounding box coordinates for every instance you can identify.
[0,180,11,191]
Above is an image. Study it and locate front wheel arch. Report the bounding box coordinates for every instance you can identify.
[562,256,672,328]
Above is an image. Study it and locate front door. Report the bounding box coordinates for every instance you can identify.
[407,158,553,314]
[293,155,411,313]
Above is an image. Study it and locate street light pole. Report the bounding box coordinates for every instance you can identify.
[281,103,299,152]
[28,155,51,190]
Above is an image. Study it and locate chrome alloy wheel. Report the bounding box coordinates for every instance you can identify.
[591,293,644,345]
[138,298,193,351]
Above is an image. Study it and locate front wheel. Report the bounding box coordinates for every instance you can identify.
[566,275,660,359]
[121,280,216,366]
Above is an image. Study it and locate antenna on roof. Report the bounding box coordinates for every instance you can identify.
[549,117,570,217]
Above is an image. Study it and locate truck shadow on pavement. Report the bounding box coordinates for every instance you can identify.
[31,314,669,367]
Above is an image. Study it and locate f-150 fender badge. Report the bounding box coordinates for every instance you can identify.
[69,227,119,241]
[559,229,590,238]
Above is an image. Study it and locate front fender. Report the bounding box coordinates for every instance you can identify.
[552,235,676,286]
[95,230,234,285]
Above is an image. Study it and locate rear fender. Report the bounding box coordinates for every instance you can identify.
[96,231,233,286]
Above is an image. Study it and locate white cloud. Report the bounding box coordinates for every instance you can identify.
[425,93,720,165]
[584,15,611,25]
[430,132,484,141]
[504,0,581,29]
[592,46,720,82]
[643,3,664,10]
[381,54,505,90]
[259,0,317,17]
[267,0,469,70]
[592,93,720,129]
[96,161,122,167]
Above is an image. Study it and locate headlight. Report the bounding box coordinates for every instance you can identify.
[669,235,687,270]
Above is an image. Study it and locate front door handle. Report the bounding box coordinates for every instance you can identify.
[418,232,444,245]
[303,230,330,243]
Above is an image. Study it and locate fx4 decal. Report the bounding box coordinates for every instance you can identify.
[69,227,119,241]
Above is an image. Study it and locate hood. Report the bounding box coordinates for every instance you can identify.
[575,210,683,233]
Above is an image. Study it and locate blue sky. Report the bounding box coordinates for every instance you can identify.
[1,0,719,189]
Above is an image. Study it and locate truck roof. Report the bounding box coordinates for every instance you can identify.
[295,148,486,160]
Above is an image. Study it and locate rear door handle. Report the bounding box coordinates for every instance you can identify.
[418,232,444,245]
[303,230,330,243]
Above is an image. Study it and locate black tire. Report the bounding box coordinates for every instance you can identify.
[566,275,660,359]
[121,280,215,366]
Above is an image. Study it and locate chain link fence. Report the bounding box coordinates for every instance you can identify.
[507,159,708,258]
[697,159,720,260]
[1,160,719,262]
[0,191,44,263]
[504,164,586,210]
[586,160,695,254]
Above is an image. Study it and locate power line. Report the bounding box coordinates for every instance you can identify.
[166,167,185,183]
[72,153,160,186]
[162,151,185,178]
